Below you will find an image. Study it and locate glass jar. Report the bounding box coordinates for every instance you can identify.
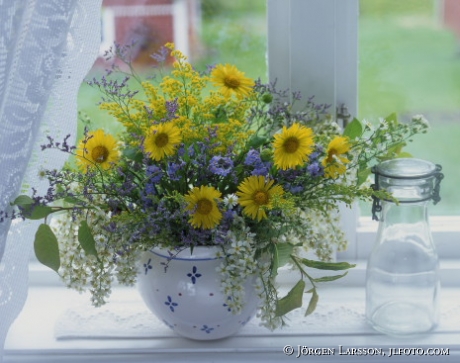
[366,158,444,336]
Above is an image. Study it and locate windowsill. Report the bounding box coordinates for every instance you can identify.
[5,265,460,362]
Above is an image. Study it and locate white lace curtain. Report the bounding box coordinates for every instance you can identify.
[0,0,102,360]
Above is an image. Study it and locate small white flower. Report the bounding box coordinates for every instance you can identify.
[228,240,246,255]
[37,167,48,180]
[223,194,239,208]
[94,234,108,245]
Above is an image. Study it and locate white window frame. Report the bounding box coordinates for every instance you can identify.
[268,0,360,259]
[99,6,115,57]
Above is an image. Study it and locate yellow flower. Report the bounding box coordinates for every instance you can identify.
[185,186,222,229]
[236,176,284,221]
[273,123,315,170]
[76,129,119,172]
[144,122,182,161]
[322,136,351,178]
[211,64,254,99]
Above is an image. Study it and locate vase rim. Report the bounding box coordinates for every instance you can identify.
[149,246,222,261]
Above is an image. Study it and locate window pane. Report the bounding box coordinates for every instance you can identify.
[197,0,267,80]
[359,0,459,215]
[79,0,267,132]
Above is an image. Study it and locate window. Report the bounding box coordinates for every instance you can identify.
[356,0,460,266]
[359,0,460,217]
[6,2,460,361]
[267,0,460,270]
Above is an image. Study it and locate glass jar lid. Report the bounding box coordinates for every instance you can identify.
[371,158,444,220]
[373,158,439,180]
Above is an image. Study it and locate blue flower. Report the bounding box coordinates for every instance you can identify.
[165,98,179,119]
[144,182,157,196]
[209,156,233,177]
[244,149,261,166]
[167,161,184,181]
[252,161,271,176]
[307,162,323,177]
[309,151,321,161]
[287,184,304,194]
[188,144,196,158]
[146,165,163,184]
[244,149,271,176]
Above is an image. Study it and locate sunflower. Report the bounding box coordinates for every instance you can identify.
[210,64,254,99]
[322,136,351,178]
[185,186,223,229]
[76,129,119,171]
[144,122,182,161]
[236,175,284,221]
[273,123,315,170]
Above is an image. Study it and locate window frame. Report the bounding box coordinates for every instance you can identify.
[268,0,360,260]
[267,0,460,271]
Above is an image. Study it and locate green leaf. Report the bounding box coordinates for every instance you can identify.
[214,105,228,122]
[34,224,60,272]
[275,243,294,267]
[385,112,398,125]
[13,195,34,206]
[78,220,99,258]
[343,118,363,139]
[386,141,405,156]
[312,271,349,283]
[25,206,54,220]
[357,167,371,186]
[397,151,412,158]
[63,196,85,205]
[305,288,319,316]
[13,195,54,220]
[271,243,279,276]
[300,258,356,271]
[248,136,267,149]
[275,279,306,317]
[123,147,143,162]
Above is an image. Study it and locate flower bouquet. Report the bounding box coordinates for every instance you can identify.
[5,43,428,330]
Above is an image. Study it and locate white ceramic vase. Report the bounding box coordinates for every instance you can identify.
[137,246,260,340]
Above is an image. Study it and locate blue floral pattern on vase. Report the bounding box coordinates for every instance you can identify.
[223,296,232,312]
[165,295,178,312]
[201,325,214,334]
[143,258,153,275]
[187,266,202,284]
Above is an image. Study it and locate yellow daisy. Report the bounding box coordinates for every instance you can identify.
[273,123,315,170]
[210,64,254,99]
[322,136,351,178]
[144,122,182,161]
[236,175,284,221]
[76,129,119,171]
[185,186,223,229]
